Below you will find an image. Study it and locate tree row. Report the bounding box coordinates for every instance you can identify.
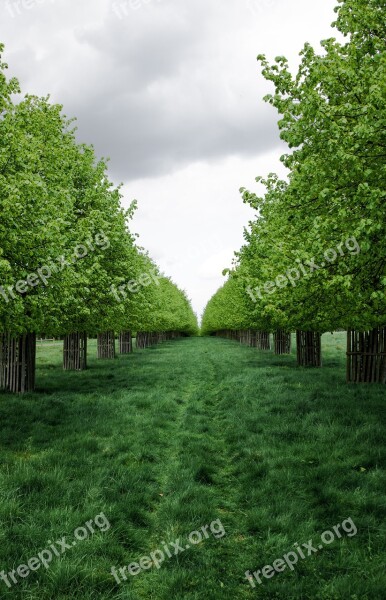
[202,0,385,383]
[0,45,197,393]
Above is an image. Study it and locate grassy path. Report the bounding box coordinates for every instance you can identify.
[0,335,385,599]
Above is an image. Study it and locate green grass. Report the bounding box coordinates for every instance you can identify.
[0,333,385,599]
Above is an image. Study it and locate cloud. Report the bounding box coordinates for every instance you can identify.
[1,0,285,182]
[0,0,340,313]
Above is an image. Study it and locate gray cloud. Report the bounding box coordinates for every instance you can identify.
[1,0,283,181]
[0,0,339,314]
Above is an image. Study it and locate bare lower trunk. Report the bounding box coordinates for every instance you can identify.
[0,333,36,393]
[136,332,146,349]
[169,331,181,340]
[136,331,182,347]
[346,327,386,383]
[296,331,322,367]
[249,331,257,347]
[256,331,271,350]
[239,330,249,345]
[97,331,116,359]
[119,331,133,354]
[274,330,291,355]
[63,332,87,370]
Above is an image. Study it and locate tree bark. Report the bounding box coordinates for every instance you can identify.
[296,331,322,367]
[136,332,145,349]
[249,331,257,347]
[0,333,36,393]
[97,331,116,359]
[119,331,133,354]
[346,327,386,383]
[256,331,271,350]
[63,332,87,370]
[274,330,291,355]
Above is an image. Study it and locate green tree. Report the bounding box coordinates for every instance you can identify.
[253,0,385,331]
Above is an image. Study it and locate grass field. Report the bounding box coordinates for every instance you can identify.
[0,333,385,599]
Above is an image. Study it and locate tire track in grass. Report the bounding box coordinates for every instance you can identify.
[128,338,256,600]
[111,339,202,598]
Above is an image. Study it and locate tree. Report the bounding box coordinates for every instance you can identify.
[0,44,197,390]
[203,0,385,379]
[0,88,90,390]
[253,0,385,334]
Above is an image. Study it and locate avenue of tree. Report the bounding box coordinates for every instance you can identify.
[202,0,385,383]
[0,49,197,393]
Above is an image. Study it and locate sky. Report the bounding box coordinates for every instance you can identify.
[0,0,340,318]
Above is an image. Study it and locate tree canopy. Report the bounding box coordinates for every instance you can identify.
[0,44,197,346]
[202,0,385,336]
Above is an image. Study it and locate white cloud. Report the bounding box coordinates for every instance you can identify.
[0,0,340,317]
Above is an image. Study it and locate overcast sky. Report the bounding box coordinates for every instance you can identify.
[1,0,340,318]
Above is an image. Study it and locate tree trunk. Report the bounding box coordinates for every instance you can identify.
[346,327,386,383]
[136,332,145,349]
[274,330,291,355]
[97,331,116,359]
[0,333,36,393]
[63,332,87,370]
[119,331,133,354]
[249,331,257,347]
[296,331,322,367]
[256,331,271,350]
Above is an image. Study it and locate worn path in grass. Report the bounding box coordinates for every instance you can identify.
[0,335,385,600]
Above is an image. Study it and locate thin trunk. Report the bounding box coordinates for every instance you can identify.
[136,332,145,349]
[97,331,116,359]
[274,330,291,355]
[63,332,87,370]
[296,331,322,367]
[0,333,36,393]
[119,331,133,354]
[249,331,257,347]
[346,327,386,383]
[256,331,271,350]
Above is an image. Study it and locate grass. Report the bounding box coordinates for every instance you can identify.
[0,333,385,599]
